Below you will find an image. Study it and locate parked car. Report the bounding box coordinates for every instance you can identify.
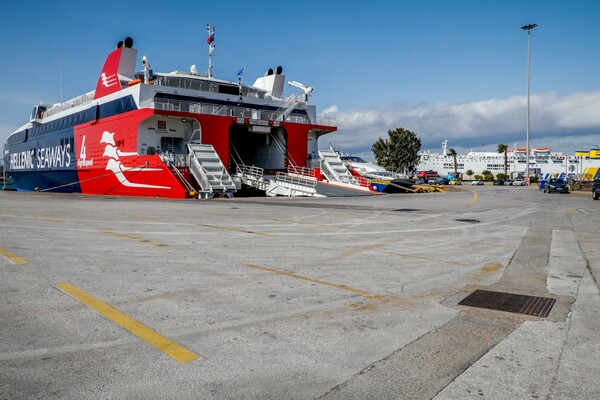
[505,179,514,185]
[592,176,600,200]
[471,180,484,185]
[512,179,527,186]
[492,179,505,186]
[544,178,569,193]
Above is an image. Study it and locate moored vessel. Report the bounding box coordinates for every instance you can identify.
[4,29,336,198]
[418,140,600,181]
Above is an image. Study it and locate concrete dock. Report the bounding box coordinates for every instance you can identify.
[1,186,599,399]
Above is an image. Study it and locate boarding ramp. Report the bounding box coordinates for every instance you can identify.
[237,164,270,191]
[318,150,359,185]
[187,144,236,198]
[266,167,318,197]
[236,164,318,197]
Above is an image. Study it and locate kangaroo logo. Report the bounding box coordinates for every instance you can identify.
[100,131,170,189]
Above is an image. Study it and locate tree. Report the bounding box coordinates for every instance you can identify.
[448,148,458,178]
[466,169,474,180]
[497,144,508,177]
[371,128,422,174]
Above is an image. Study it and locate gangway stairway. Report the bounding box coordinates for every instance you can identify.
[187,144,237,198]
[318,150,359,185]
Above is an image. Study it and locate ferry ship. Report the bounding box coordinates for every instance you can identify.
[418,140,600,180]
[3,29,336,198]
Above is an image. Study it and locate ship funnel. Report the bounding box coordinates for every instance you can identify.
[94,38,138,100]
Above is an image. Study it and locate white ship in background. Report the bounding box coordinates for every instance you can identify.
[418,140,600,180]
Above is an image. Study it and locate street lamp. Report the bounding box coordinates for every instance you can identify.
[521,23,537,182]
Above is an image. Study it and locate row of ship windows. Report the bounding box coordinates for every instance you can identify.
[6,97,136,145]
[442,163,513,170]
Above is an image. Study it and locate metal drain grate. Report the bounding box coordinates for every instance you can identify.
[458,289,556,318]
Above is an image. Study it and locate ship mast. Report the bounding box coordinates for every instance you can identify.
[207,24,215,79]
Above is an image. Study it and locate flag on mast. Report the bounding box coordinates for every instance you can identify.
[207,33,215,44]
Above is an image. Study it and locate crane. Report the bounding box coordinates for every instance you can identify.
[288,81,313,102]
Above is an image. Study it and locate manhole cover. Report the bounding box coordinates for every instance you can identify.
[455,218,480,223]
[458,289,556,318]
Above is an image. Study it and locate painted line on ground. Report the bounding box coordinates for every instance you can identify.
[35,215,65,223]
[55,282,199,364]
[337,239,406,259]
[198,224,273,236]
[98,230,168,247]
[463,188,478,209]
[380,250,471,266]
[244,264,370,295]
[0,247,28,265]
[265,217,352,230]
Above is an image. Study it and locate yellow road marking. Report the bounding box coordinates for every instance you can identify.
[198,224,273,236]
[464,189,478,209]
[36,216,65,223]
[564,209,575,214]
[244,264,370,295]
[0,247,28,265]
[55,283,199,364]
[380,250,470,266]
[99,230,168,247]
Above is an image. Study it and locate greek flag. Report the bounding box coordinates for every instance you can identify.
[237,68,245,76]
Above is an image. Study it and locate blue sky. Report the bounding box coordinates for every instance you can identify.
[1,0,599,157]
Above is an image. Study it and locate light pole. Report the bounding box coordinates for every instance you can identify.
[521,23,537,182]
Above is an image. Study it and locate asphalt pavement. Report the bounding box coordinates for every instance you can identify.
[1,185,599,399]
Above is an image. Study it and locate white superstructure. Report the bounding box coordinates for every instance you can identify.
[418,141,600,180]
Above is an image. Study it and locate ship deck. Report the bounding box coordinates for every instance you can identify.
[1,186,599,399]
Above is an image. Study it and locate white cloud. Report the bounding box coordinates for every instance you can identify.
[321,89,600,155]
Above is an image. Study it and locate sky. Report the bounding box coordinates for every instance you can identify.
[1,0,599,159]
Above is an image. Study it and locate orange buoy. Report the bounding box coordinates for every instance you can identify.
[127,79,142,87]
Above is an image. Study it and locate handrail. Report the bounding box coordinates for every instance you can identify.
[187,154,211,191]
[139,98,336,126]
[287,165,315,178]
[238,164,264,180]
[276,172,317,188]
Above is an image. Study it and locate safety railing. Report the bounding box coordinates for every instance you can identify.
[287,165,316,178]
[238,164,264,180]
[44,92,95,117]
[140,98,335,126]
[276,172,317,188]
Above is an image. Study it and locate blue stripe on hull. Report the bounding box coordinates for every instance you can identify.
[10,170,82,193]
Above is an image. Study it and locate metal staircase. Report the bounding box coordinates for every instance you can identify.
[272,95,301,122]
[318,150,359,185]
[187,144,236,198]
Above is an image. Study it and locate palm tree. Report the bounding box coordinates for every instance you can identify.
[497,144,508,177]
[448,148,458,179]
[466,169,474,180]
